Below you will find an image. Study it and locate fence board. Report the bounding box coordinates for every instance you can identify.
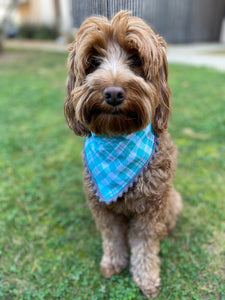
[71,0,142,27]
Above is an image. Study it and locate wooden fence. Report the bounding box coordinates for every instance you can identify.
[71,0,225,42]
[71,0,142,27]
[142,0,225,43]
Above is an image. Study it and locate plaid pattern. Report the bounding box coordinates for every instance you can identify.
[84,123,158,204]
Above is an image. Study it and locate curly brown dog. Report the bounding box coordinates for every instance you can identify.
[64,11,182,298]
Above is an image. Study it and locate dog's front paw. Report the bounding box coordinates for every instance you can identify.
[100,255,128,278]
[133,275,160,298]
[100,260,116,278]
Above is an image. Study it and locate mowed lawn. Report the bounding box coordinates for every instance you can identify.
[0,49,224,300]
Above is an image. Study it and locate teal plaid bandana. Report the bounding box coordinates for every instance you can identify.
[83,123,159,204]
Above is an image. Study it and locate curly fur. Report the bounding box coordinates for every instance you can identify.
[64,11,182,298]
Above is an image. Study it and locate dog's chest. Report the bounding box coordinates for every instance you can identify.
[105,165,161,215]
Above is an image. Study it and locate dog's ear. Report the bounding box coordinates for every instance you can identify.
[64,42,90,136]
[123,16,171,134]
[152,39,171,134]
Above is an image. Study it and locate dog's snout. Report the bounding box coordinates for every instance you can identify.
[103,86,126,106]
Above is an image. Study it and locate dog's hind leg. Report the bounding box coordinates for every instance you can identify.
[165,187,182,234]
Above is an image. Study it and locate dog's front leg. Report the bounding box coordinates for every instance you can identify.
[129,214,167,298]
[100,211,129,278]
[88,201,129,278]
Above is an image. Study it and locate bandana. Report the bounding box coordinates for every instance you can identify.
[83,123,159,204]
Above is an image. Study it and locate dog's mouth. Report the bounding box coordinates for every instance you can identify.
[111,107,120,115]
[103,106,139,121]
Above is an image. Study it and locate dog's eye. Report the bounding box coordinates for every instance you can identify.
[86,57,101,68]
[128,54,142,67]
[90,57,101,68]
[85,57,101,74]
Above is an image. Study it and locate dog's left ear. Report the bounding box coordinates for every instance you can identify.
[64,42,90,136]
[151,39,171,134]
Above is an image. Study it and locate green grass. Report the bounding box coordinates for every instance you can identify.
[0,49,224,300]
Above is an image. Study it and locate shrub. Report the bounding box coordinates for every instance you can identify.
[18,23,59,40]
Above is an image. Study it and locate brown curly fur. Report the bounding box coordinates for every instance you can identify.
[64,11,182,298]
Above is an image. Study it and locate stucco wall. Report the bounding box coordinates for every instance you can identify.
[16,0,73,34]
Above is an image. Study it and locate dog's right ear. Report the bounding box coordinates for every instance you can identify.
[64,42,90,136]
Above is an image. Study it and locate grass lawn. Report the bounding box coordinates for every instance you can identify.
[0,49,224,300]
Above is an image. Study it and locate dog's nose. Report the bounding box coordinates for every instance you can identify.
[102,86,126,106]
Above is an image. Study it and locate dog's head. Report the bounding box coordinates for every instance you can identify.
[65,11,171,136]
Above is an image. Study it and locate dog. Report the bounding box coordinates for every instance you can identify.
[64,11,182,298]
